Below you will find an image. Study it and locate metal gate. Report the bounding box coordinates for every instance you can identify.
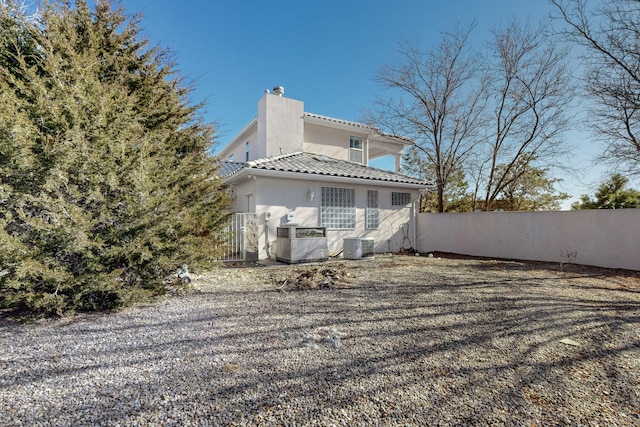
[217,213,258,262]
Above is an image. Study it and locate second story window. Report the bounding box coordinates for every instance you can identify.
[349,136,363,164]
[245,141,249,162]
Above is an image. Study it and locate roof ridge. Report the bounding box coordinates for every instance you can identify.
[238,116,257,133]
[246,151,303,167]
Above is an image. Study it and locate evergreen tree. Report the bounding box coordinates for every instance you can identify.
[402,147,474,212]
[491,156,570,211]
[0,0,230,317]
[572,174,640,210]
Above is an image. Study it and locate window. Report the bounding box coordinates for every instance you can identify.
[392,192,412,206]
[349,135,363,164]
[245,141,249,162]
[321,187,355,229]
[366,190,379,229]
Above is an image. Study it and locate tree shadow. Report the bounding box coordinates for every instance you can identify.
[1,259,639,425]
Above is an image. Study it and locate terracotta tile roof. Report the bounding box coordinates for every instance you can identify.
[220,152,430,186]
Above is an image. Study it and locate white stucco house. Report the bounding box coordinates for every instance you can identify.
[219,86,432,260]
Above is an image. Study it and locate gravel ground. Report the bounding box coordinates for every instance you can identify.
[1,255,639,426]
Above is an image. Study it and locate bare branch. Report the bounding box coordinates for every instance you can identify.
[480,19,575,210]
[551,0,640,175]
[370,22,487,212]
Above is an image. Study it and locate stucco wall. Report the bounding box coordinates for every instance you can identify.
[229,177,257,213]
[258,94,304,158]
[416,210,640,271]
[221,92,305,162]
[248,177,419,259]
[219,122,258,162]
[303,123,368,163]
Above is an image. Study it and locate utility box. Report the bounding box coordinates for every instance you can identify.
[343,237,375,260]
[276,226,328,264]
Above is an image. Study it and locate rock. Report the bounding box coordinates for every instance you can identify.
[221,363,243,373]
[559,338,581,347]
[301,328,346,349]
[177,263,191,284]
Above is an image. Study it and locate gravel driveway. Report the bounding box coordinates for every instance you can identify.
[1,255,639,426]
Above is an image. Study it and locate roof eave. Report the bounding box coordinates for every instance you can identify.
[304,113,414,146]
[223,167,431,189]
[218,118,258,158]
[368,133,414,146]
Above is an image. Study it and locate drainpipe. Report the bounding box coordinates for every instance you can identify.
[412,189,428,253]
[411,196,419,253]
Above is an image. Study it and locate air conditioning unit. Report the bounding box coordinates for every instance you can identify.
[343,237,375,260]
[276,225,328,264]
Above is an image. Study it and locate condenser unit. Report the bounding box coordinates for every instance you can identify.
[276,225,328,264]
[343,237,375,260]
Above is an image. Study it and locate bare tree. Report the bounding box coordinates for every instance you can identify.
[480,20,574,211]
[551,0,640,176]
[370,23,487,212]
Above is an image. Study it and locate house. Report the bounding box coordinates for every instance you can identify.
[219,86,432,260]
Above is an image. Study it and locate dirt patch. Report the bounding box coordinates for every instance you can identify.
[269,265,354,291]
[220,253,640,293]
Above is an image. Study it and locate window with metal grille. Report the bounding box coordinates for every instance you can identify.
[392,191,412,206]
[366,190,379,229]
[321,187,356,229]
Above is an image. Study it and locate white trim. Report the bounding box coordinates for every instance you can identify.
[218,118,257,158]
[365,137,370,166]
[349,135,363,164]
[224,168,432,190]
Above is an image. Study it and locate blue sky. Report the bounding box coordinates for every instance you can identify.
[119,0,609,207]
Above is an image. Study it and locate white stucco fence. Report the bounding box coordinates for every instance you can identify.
[416,210,640,271]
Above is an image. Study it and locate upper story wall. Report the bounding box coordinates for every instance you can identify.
[220,121,258,162]
[218,88,410,171]
[303,122,368,164]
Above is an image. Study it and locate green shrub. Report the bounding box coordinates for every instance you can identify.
[0,0,230,317]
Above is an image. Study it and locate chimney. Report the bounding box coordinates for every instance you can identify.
[273,86,284,97]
